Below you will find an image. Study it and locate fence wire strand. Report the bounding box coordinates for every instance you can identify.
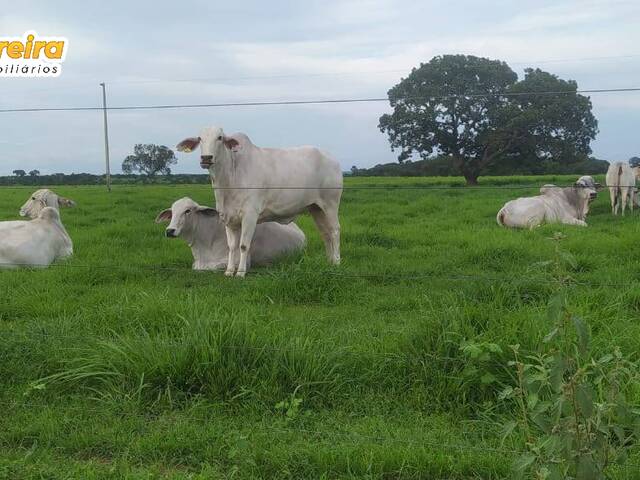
[3,399,640,470]
[1,183,637,191]
[1,87,639,113]
[0,261,636,288]
[0,399,520,455]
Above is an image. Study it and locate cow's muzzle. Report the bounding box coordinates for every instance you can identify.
[200,155,213,169]
[165,228,177,238]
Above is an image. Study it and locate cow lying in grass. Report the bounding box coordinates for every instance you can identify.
[0,207,73,269]
[497,176,600,229]
[19,189,75,218]
[156,197,306,271]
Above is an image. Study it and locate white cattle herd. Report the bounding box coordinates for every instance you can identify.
[0,125,639,270]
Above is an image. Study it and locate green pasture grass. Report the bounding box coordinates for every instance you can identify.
[2,175,640,478]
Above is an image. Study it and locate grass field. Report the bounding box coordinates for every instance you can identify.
[2,175,640,479]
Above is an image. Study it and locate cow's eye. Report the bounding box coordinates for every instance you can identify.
[185,209,191,214]
[217,135,223,141]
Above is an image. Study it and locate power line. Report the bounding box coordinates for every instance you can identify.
[1,87,639,114]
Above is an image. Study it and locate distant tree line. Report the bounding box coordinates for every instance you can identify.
[348,155,611,177]
[0,173,210,186]
[1,143,196,186]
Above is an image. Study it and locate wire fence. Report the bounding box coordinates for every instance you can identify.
[3,399,640,471]
[0,261,636,289]
[1,183,637,190]
[0,399,524,455]
[2,87,639,114]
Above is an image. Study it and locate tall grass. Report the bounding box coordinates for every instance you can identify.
[40,313,344,407]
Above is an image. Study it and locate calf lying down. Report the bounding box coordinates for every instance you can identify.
[497,177,599,229]
[0,207,73,269]
[156,197,306,271]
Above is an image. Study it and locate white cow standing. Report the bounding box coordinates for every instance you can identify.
[0,207,73,269]
[606,162,636,215]
[176,127,342,277]
[497,176,599,229]
[20,189,76,219]
[155,197,306,270]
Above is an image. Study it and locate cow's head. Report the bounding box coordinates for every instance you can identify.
[19,189,76,218]
[155,197,217,238]
[575,176,599,201]
[176,126,240,170]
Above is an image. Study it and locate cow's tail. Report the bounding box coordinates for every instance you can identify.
[613,164,624,203]
[618,164,624,192]
[617,164,625,195]
[497,208,507,226]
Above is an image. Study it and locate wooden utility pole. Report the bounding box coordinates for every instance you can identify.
[99,82,112,192]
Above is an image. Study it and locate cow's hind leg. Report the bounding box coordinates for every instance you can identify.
[621,187,629,216]
[309,204,341,265]
[609,187,618,215]
[225,226,240,276]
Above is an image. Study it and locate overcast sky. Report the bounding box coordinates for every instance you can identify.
[1,0,639,175]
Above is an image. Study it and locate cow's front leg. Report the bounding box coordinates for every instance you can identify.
[225,226,240,276]
[236,211,259,278]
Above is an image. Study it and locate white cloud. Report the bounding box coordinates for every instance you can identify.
[499,0,640,32]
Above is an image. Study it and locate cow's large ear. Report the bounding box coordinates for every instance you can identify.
[58,197,76,208]
[196,206,218,216]
[176,137,201,153]
[223,136,240,151]
[155,209,172,223]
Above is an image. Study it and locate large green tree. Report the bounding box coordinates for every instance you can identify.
[379,55,598,185]
[503,68,598,172]
[122,144,177,177]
